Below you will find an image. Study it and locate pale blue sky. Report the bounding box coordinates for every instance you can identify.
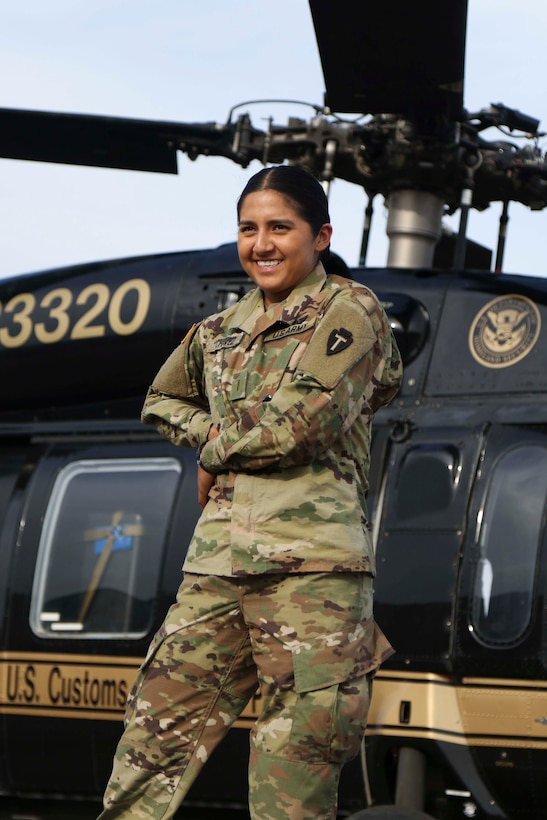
[0,0,546,279]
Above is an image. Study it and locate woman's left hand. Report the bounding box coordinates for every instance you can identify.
[197,464,215,510]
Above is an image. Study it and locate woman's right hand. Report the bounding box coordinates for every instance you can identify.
[197,425,220,510]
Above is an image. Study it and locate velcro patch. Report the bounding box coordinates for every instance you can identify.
[297,299,376,389]
[152,324,200,397]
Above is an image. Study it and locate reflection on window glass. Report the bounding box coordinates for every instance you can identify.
[31,458,181,639]
[472,445,547,645]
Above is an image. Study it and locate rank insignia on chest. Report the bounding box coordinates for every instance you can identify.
[326,327,353,355]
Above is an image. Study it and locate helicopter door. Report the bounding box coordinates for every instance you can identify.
[0,443,40,796]
[1,442,187,798]
[373,424,486,673]
[453,423,547,818]
[455,423,547,675]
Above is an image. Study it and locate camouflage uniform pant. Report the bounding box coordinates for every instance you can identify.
[99,571,389,820]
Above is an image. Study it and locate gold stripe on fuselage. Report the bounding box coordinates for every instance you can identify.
[2,653,547,746]
[367,670,547,749]
[0,650,258,727]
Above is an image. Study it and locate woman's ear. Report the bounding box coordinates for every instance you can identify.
[315,222,333,252]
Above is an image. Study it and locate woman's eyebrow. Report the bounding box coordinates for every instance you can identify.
[238,217,297,226]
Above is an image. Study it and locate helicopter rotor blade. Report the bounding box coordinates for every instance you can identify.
[0,107,265,173]
[0,107,178,173]
[309,0,468,124]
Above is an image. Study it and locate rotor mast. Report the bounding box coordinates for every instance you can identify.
[385,190,444,268]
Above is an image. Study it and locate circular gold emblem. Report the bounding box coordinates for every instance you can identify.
[468,294,541,369]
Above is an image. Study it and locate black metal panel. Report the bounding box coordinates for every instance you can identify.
[0,245,246,413]
[375,530,461,669]
[426,274,547,395]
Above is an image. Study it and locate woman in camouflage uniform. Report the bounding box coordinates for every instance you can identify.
[99,165,402,819]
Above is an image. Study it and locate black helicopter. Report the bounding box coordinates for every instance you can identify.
[1,1,547,818]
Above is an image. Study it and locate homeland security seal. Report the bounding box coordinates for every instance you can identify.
[468,293,541,368]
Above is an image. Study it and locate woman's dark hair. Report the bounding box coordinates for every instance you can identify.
[237,165,331,237]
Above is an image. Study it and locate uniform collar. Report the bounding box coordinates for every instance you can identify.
[235,263,328,336]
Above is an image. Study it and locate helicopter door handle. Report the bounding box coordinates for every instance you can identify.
[390,418,416,443]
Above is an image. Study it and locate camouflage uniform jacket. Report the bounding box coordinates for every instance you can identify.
[142,263,402,576]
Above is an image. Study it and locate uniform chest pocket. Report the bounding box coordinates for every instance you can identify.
[229,336,303,402]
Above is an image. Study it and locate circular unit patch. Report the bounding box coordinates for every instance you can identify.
[468,293,541,369]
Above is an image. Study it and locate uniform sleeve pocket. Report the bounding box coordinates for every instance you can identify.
[296,300,376,390]
[151,324,202,399]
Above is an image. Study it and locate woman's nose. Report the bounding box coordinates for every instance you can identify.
[253,229,274,253]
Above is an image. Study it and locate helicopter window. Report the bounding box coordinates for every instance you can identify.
[376,293,429,366]
[30,457,181,640]
[390,444,462,528]
[471,445,547,646]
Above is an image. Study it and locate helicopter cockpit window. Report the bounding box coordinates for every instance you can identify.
[471,445,547,646]
[30,458,181,640]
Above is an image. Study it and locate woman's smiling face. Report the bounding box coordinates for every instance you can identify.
[237,189,332,306]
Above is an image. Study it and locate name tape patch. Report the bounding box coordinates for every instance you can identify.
[266,319,315,342]
[210,332,245,352]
